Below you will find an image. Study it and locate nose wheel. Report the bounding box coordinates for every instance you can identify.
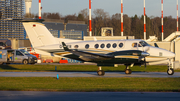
[167,68,174,75]
[167,59,174,75]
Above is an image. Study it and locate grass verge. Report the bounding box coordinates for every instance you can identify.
[0,64,180,72]
[0,77,180,92]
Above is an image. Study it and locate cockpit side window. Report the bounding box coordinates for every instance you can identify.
[138,43,142,47]
[139,41,150,47]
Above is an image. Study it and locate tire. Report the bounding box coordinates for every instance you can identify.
[167,68,174,75]
[125,69,132,74]
[23,59,28,65]
[97,70,105,76]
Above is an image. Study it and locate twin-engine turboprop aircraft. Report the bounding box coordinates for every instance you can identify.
[7,18,175,76]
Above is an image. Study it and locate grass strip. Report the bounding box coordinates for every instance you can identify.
[0,65,180,72]
[0,77,180,92]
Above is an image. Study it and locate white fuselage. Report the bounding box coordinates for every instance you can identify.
[20,21,175,65]
[34,39,175,63]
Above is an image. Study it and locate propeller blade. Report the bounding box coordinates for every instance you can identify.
[144,57,146,69]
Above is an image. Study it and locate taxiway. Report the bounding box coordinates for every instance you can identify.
[0,72,180,78]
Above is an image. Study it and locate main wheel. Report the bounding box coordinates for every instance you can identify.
[125,69,132,74]
[167,68,174,75]
[97,70,105,76]
[23,59,28,65]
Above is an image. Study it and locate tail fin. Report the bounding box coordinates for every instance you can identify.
[6,18,57,47]
[22,20,57,47]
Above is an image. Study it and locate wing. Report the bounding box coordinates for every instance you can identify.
[62,42,114,61]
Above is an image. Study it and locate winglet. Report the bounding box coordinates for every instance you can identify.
[62,42,70,51]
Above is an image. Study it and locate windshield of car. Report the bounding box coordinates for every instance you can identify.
[19,49,30,55]
[139,41,150,47]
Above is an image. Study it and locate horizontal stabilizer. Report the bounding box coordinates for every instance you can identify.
[5,18,44,22]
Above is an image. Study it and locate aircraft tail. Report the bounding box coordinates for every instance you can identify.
[22,19,57,47]
[6,18,57,47]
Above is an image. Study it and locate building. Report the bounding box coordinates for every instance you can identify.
[0,0,24,39]
[42,19,87,40]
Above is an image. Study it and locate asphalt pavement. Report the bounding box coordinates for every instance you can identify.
[0,71,180,78]
[0,91,179,101]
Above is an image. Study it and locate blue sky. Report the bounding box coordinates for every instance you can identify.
[30,0,178,18]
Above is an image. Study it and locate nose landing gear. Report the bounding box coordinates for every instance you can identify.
[167,68,174,75]
[167,59,174,75]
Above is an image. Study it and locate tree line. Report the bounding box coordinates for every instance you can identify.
[25,8,179,40]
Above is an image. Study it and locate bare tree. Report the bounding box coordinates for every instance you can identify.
[79,8,88,21]
[64,14,77,21]
[42,12,61,19]
[93,9,110,36]
[93,9,110,19]
[111,13,121,36]
[24,13,35,18]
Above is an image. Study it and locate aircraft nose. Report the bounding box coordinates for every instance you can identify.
[162,50,175,58]
[168,51,175,58]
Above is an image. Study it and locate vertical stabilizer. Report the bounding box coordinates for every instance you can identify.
[22,21,57,47]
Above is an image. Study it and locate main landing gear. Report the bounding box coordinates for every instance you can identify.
[97,66,105,76]
[125,65,132,74]
[96,65,132,76]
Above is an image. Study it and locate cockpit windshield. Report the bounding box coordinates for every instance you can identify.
[139,41,150,47]
[19,49,30,55]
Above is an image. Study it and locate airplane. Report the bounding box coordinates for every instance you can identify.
[7,18,176,76]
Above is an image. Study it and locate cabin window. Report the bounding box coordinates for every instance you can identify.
[112,43,117,48]
[119,43,123,48]
[100,44,105,48]
[106,43,111,48]
[85,44,89,49]
[74,45,79,49]
[94,44,99,49]
[132,43,137,47]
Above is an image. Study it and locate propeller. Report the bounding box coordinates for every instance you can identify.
[142,46,150,69]
[144,57,147,69]
[141,51,149,69]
